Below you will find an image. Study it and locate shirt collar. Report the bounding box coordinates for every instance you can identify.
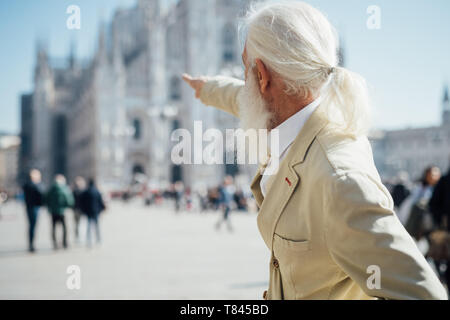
[269,97,322,158]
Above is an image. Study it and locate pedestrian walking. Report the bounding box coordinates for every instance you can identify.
[79,179,105,247]
[173,181,184,212]
[399,166,441,243]
[429,164,450,290]
[391,171,411,210]
[22,169,43,252]
[0,191,7,220]
[215,176,235,232]
[46,175,74,250]
[233,189,248,211]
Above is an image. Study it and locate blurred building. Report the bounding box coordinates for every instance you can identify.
[0,134,20,194]
[19,0,250,191]
[19,94,33,184]
[370,85,450,181]
[164,0,251,189]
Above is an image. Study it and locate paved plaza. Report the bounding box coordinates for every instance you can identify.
[0,200,269,299]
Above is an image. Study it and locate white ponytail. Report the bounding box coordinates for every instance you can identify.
[320,67,371,136]
[242,1,371,137]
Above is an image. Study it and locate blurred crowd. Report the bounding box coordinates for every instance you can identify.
[2,163,449,290]
[21,169,106,252]
[115,175,254,212]
[140,177,252,214]
[6,170,255,254]
[124,175,255,232]
[386,165,450,290]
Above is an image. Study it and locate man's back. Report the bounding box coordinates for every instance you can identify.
[46,184,73,215]
[392,184,411,208]
[80,186,104,217]
[258,119,447,299]
[182,0,448,299]
[23,182,42,209]
[193,74,447,299]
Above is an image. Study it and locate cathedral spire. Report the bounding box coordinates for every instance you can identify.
[34,38,50,81]
[444,85,449,105]
[36,38,48,63]
[95,21,108,66]
[68,38,77,69]
[443,84,450,125]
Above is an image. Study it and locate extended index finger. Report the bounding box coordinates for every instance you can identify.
[182,73,193,84]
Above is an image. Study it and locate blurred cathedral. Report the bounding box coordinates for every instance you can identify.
[370,85,450,182]
[19,0,449,192]
[19,0,250,191]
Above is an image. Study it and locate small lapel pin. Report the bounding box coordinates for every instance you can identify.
[285,177,292,186]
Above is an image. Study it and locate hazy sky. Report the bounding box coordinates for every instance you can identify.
[0,0,449,134]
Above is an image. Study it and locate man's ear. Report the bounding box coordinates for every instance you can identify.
[255,58,270,94]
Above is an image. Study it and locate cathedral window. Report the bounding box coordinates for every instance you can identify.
[170,76,181,101]
[133,164,145,175]
[222,23,235,63]
[133,118,142,140]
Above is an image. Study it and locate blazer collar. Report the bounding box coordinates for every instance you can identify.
[251,103,328,251]
[251,103,328,198]
[287,103,328,167]
[269,97,321,160]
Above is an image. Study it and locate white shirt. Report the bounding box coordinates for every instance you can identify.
[260,98,321,198]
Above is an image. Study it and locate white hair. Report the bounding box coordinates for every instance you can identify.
[240,1,371,136]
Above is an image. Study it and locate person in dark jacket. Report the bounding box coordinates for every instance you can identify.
[391,171,411,209]
[22,169,43,252]
[80,179,105,247]
[429,166,450,289]
[430,168,450,231]
[46,175,74,249]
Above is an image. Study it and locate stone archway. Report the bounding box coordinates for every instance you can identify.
[133,164,145,175]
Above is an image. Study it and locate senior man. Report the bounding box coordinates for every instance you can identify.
[183,1,447,300]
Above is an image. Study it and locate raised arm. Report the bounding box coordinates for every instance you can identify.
[182,73,244,118]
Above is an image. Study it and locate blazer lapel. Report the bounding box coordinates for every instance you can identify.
[254,104,328,251]
[250,165,264,208]
[256,161,300,250]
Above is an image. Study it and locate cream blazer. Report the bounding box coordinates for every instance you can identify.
[199,76,448,300]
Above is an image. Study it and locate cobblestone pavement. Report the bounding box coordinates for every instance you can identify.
[0,200,269,299]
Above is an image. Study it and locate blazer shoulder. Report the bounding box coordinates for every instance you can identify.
[314,129,378,177]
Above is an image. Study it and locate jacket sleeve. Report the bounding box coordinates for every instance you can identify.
[65,188,75,208]
[98,192,106,212]
[37,186,44,206]
[324,171,448,300]
[44,190,50,207]
[199,76,244,118]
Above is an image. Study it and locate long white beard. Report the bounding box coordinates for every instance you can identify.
[237,72,273,131]
[236,72,274,165]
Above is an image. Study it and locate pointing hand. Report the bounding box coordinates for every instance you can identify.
[182,73,208,99]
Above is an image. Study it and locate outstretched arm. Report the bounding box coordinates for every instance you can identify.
[182,73,244,118]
